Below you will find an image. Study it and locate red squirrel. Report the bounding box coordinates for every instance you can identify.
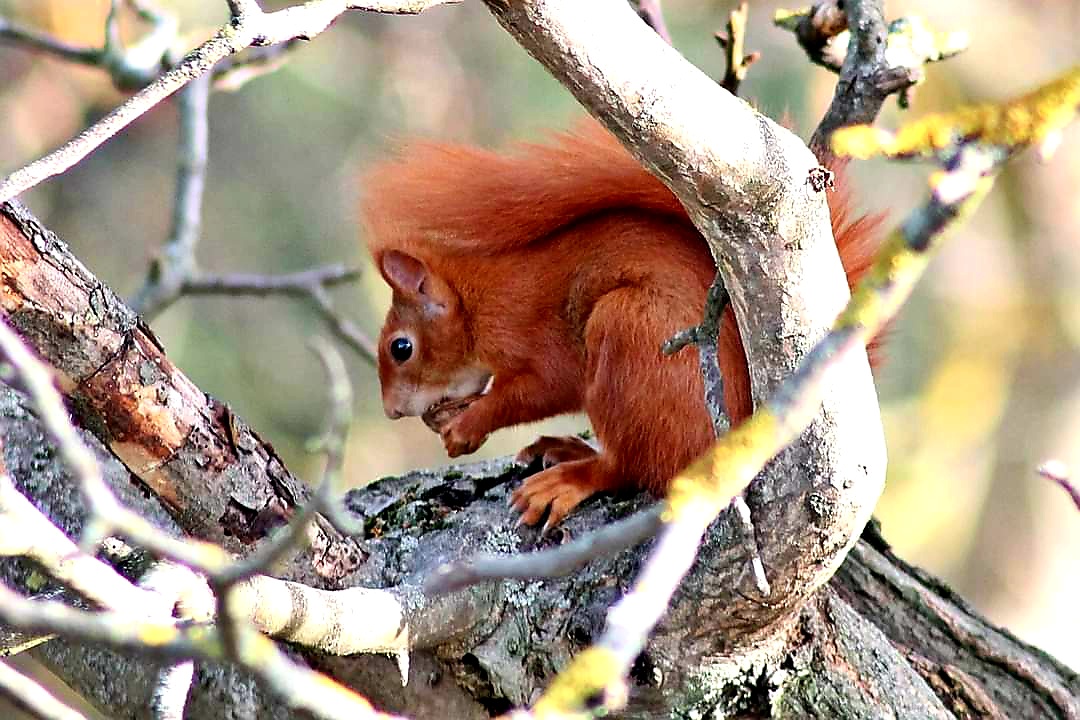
[361,120,883,530]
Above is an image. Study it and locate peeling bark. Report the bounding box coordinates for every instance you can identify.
[0,200,361,587]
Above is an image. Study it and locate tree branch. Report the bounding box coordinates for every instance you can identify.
[714,2,759,95]
[0,659,87,720]
[0,16,102,66]
[483,0,884,660]
[775,0,969,156]
[182,267,378,363]
[128,75,211,318]
[0,0,459,203]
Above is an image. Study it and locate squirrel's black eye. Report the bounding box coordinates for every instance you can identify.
[389,337,413,363]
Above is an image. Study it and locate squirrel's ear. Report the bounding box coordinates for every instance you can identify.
[380,250,427,295]
[380,250,455,315]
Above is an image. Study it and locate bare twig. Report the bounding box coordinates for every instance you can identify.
[633,0,671,43]
[0,0,459,203]
[129,74,211,318]
[775,0,849,71]
[0,583,407,720]
[216,338,353,585]
[211,41,306,91]
[663,273,729,435]
[0,17,102,66]
[0,659,87,720]
[714,2,759,95]
[1,1,177,91]
[776,0,968,156]
[810,0,895,156]
[181,265,360,295]
[0,471,155,614]
[3,6,373,365]
[182,267,378,364]
[137,562,215,720]
[426,504,664,594]
[1037,460,1080,512]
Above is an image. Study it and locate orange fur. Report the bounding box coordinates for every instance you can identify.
[361,121,884,529]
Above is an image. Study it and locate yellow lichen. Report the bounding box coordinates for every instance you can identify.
[833,65,1080,159]
[532,646,623,719]
[773,7,811,31]
[665,411,779,520]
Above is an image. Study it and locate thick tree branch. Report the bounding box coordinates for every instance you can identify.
[0,200,362,585]
[483,0,884,658]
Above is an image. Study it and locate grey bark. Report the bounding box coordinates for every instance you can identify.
[0,1,1073,713]
[2,394,1076,717]
[482,0,888,641]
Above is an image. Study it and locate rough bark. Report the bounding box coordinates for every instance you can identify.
[482,0,887,642]
[0,201,362,589]
[0,26,1074,715]
[2,389,1075,718]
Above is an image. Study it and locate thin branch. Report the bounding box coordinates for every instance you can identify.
[215,338,353,586]
[714,2,759,95]
[0,29,235,203]
[129,74,211,318]
[425,504,664,594]
[0,17,102,66]
[809,0,894,155]
[1037,460,1080,512]
[182,267,378,364]
[211,41,305,91]
[0,0,459,203]
[633,0,671,43]
[4,7,372,367]
[663,273,729,436]
[181,265,360,295]
[0,659,87,720]
[775,0,969,156]
[1,2,177,91]
[0,584,407,720]
[0,471,155,614]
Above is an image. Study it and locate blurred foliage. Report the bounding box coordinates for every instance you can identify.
[0,0,1077,680]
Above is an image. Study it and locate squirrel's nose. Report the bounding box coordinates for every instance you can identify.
[384,406,404,420]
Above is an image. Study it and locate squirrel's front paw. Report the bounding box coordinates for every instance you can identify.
[439,413,489,457]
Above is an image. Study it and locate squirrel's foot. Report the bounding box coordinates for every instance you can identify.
[510,455,616,532]
[515,434,596,469]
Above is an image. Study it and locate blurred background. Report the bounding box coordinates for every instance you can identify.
[0,0,1077,685]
